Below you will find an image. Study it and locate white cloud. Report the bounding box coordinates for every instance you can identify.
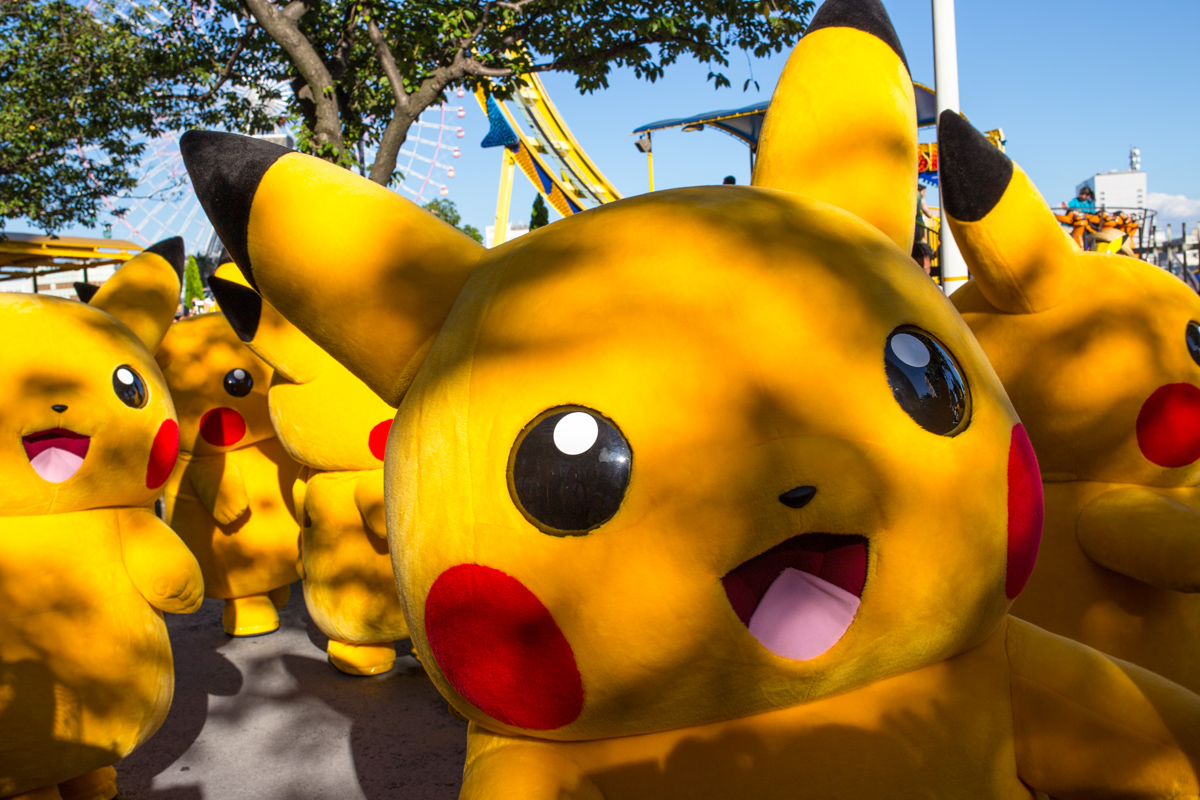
[1147,192,1200,223]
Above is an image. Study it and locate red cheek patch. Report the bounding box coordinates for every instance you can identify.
[368,419,392,461]
[424,564,583,730]
[146,419,179,489]
[1136,383,1200,468]
[1006,424,1043,599]
[199,407,247,447]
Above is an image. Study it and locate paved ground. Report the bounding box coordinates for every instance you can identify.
[116,585,467,800]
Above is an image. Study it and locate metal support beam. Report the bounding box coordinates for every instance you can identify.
[493,147,517,247]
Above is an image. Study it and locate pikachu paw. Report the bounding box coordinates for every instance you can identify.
[150,576,204,614]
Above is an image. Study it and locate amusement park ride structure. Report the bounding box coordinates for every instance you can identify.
[480,75,1005,268]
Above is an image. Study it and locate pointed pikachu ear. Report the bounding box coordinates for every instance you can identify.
[209,263,327,384]
[73,282,100,303]
[752,0,917,251]
[939,111,1078,314]
[180,131,486,406]
[90,236,183,352]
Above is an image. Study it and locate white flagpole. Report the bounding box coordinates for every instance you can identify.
[932,0,969,294]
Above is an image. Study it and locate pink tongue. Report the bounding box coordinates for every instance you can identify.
[747,568,861,661]
[30,447,85,483]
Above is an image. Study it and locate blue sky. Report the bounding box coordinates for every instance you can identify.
[447,0,1200,236]
[37,0,1200,247]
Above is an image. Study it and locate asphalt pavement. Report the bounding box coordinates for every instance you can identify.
[115,584,467,800]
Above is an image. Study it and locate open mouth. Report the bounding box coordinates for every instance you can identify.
[23,428,90,483]
[722,533,867,661]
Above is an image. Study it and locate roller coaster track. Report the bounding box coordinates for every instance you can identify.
[478,74,622,244]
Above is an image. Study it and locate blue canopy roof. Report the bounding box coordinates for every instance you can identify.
[632,83,939,148]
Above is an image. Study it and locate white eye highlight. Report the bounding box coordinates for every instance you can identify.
[890,333,930,368]
[553,412,599,455]
[232,369,246,380]
[116,367,136,386]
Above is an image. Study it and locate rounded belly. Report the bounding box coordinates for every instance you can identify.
[0,513,174,795]
[299,470,408,643]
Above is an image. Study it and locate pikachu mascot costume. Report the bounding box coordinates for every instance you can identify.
[206,265,407,675]
[0,239,203,800]
[157,311,302,636]
[181,1,1200,794]
[942,111,1200,695]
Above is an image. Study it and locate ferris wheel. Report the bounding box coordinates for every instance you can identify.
[96,105,466,259]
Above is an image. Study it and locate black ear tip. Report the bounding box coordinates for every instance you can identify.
[209,275,262,343]
[180,130,292,292]
[143,236,186,279]
[807,0,909,73]
[937,110,1014,223]
[73,282,100,303]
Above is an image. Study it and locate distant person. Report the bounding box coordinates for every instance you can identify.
[911,240,934,277]
[723,176,737,185]
[1065,186,1095,212]
[915,184,934,242]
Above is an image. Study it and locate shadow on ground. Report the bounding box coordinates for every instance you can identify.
[117,584,466,799]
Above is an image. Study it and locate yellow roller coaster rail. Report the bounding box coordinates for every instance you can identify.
[0,233,142,291]
[478,73,622,245]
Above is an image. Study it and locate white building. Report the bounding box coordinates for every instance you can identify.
[484,222,530,248]
[1077,166,1147,211]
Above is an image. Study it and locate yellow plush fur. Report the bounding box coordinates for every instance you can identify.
[157,312,301,636]
[210,265,407,675]
[0,243,202,800]
[182,0,1200,794]
[944,113,1200,695]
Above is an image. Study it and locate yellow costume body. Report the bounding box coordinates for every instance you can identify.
[211,264,406,675]
[158,312,301,636]
[940,110,1200,694]
[0,241,203,800]
[183,0,1200,793]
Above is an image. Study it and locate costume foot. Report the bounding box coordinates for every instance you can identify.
[268,583,291,609]
[8,786,62,800]
[327,639,395,675]
[58,766,117,800]
[222,594,280,636]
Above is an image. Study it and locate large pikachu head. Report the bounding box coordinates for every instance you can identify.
[206,264,397,471]
[155,310,276,458]
[0,239,181,515]
[943,112,1200,487]
[183,0,1040,739]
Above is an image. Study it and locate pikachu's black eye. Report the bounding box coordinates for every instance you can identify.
[223,368,254,397]
[113,365,148,408]
[884,328,970,436]
[509,407,632,536]
[1186,322,1200,368]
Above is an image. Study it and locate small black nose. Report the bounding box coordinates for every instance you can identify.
[779,486,816,509]
[51,404,68,413]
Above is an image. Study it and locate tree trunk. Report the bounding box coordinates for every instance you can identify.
[367,107,416,185]
[242,0,345,162]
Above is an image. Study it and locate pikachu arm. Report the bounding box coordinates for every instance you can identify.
[1077,486,1200,592]
[1007,616,1200,798]
[462,740,604,800]
[118,507,205,614]
[354,470,387,539]
[293,469,309,578]
[186,457,250,526]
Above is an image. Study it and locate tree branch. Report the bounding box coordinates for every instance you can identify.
[240,0,344,158]
[195,21,257,102]
[365,14,407,109]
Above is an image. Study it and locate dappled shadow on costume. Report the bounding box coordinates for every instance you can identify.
[113,598,242,800]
